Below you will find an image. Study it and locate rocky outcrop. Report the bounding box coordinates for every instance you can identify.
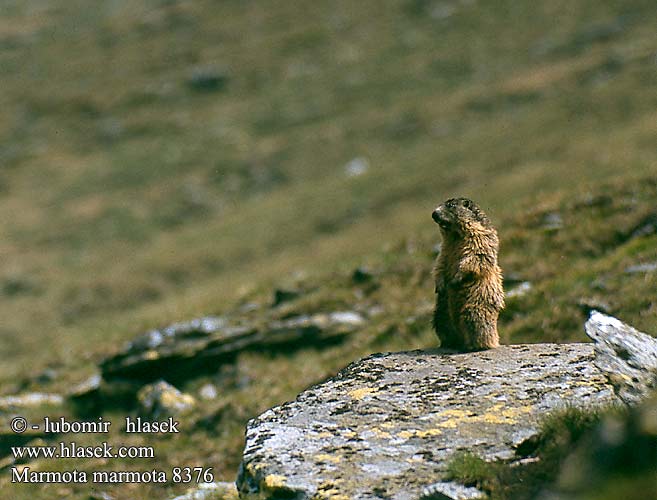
[237,344,617,500]
[101,313,365,384]
[237,312,657,500]
[585,311,657,405]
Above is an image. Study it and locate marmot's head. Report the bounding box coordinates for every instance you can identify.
[432,197,492,236]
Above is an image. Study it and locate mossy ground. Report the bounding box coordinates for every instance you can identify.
[1,0,656,498]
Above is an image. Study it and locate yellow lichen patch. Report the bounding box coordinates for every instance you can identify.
[341,430,357,439]
[416,428,442,438]
[264,474,288,489]
[348,388,379,400]
[436,419,460,429]
[434,405,534,427]
[480,413,516,424]
[397,430,415,440]
[316,453,341,464]
[436,409,471,418]
[316,480,349,500]
[247,462,266,474]
[371,428,392,439]
[500,406,533,418]
[397,428,443,440]
[380,422,395,429]
[479,403,533,424]
[315,431,333,439]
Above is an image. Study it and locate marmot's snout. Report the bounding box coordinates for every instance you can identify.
[432,206,446,225]
[432,206,453,230]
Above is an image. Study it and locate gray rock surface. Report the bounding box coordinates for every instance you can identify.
[585,311,657,405]
[101,313,364,383]
[419,481,486,500]
[237,344,618,500]
[0,392,63,409]
[170,481,238,500]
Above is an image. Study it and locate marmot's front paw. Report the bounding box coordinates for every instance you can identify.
[449,270,474,287]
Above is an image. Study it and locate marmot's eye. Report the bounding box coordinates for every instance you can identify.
[462,199,472,209]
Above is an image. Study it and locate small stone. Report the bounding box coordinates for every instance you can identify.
[69,374,102,398]
[88,492,115,500]
[344,157,369,177]
[199,383,218,400]
[506,281,532,299]
[541,212,563,231]
[170,481,238,500]
[625,262,657,274]
[187,65,229,92]
[272,288,302,307]
[238,302,260,313]
[352,266,374,284]
[328,311,365,326]
[35,368,58,384]
[503,272,526,287]
[419,481,486,500]
[137,381,195,419]
[2,276,37,296]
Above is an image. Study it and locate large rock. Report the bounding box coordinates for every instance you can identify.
[237,344,617,500]
[585,311,657,405]
[101,313,364,383]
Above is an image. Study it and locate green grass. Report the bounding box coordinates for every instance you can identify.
[445,401,657,500]
[1,0,657,498]
[447,408,603,499]
[445,407,608,498]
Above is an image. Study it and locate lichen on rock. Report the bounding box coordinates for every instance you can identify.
[237,344,618,499]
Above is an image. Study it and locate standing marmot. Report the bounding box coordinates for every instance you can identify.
[431,197,504,351]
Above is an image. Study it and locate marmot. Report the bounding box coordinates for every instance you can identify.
[431,197,504,351]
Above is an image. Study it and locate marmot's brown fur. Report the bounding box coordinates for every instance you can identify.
[432,197,504,351]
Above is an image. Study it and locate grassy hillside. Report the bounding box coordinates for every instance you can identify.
[1,0,656,498]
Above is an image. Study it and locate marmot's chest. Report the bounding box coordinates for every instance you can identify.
[441,241,472,276]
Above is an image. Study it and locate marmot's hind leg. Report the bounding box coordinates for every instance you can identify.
[433,293,460,349]
[460,308,499,351]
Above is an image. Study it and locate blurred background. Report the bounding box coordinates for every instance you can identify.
[1,0,656,498]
